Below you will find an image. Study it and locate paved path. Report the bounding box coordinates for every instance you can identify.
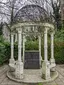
[0,64,64,85]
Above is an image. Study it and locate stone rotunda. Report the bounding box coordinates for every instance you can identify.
[7,4,58,83]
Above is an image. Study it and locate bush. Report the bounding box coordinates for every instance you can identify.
[0,43,6,64]
[0,36,11,65]
[55,29,64,42]
[4,40,64,64]
[0,40,18,65]
[4,42,10,62]
[4,42,18,61]
[14,42,18,60]
[0,34,64,65]
[54,41,64,64]
[25,40,39,50]
[0,36,4,43]
[41,40,64,64]
[25,39,64,64]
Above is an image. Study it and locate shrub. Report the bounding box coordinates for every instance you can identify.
[41,40,64,64]
[0,36,4,43]
[25,39,64,64]
[0,34,64,65]
[4,42,18,61]
[0,43,6,64]
[55,29,64,42]
[54,41,64,64]
[14,42,18,60]
[0,41,18,65]
[4,40,64,64]
[25,40,39,50]
[4,42,10,62]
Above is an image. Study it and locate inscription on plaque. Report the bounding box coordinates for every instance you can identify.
[24,51,40,69]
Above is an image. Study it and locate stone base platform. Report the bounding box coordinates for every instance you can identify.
[7,69,58,83]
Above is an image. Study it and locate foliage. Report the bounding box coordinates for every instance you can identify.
[38,83,42,85]
[54,41,64,64]
[0,36,5,43]
[0,43,6,65]
[0,30,64,65]
[0,39,64,64]
[4,42,10,61]
[0,36,10,65]
[55,29,64,42]
[24,38,64,64]
[25,40,39,50]
[14,42,18,60]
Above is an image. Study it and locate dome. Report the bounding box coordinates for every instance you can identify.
[14,4,50,23]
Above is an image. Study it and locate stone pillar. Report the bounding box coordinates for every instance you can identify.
[38,35,42,67]
[42,28,50,80]
[18,30,22,62]
[15,33,17,42]
[23,35,25,68]
[44,28,48,61]
[15,29,23,79]
[50,32,56,68]
[9,34,15,67]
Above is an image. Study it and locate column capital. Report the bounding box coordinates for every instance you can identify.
[18,30,22,34]
[50,31,55,35]
[38,34,41,38]
[17,27,22,33]
[44,28,48,34]
[11,34,13,37]
[23,35,26,42]
[11,32,14,35]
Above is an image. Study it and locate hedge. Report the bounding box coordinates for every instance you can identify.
[0,40,64,65]
[41,40,64,64]
[54,41,64,64]
[0,42,10,65]
[0,43,6,64]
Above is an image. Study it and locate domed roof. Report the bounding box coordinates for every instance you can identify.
[14,4,50,23]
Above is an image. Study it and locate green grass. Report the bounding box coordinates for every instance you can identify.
[38,83,43,85]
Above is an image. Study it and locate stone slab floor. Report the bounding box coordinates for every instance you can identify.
[0,65,64,85]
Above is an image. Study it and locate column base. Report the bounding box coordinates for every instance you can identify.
[9,58,15,67]
[50,58,56,71]
[9,58,15,71]
[42,61,51,80]
[40,56,42,67]
[50,58,56,67]
[15,61,23,79]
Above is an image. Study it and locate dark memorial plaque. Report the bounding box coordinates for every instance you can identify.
[24,51,40,69]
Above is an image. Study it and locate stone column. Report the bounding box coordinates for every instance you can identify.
[44,28,48,61]
[15,29,23,79]
[18,30,22,62]
[38,35,42,67]
[15,33,17,42]
[23,35,25,68]
[9,34,15,67]
[50,32,56,68]
[42,28,50,80]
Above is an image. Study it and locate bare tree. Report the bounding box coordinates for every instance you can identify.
[51,0,62,30]
[0,0,53,24]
